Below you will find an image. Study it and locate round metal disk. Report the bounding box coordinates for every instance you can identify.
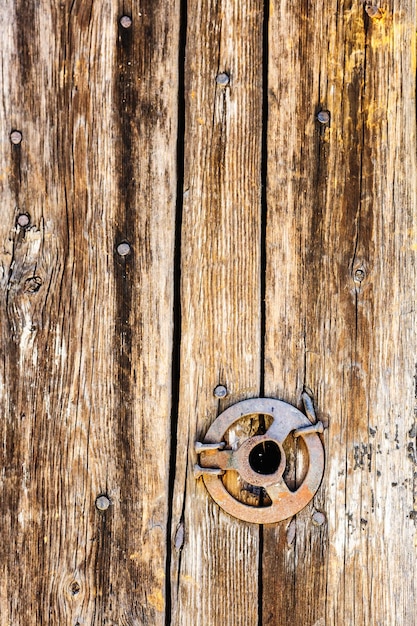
[201,398,325,524]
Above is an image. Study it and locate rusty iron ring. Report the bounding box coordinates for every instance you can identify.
[198,398,325,524]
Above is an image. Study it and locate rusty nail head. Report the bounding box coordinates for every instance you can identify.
[95,495,110,511]
[120,15,132,28]
[17,213,30,228]
[117,242,131,256]
[214,385,227,398]
[10,130,22,144]
[317,110,330,124]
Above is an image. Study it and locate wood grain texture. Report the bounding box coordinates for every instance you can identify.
[2,0,417,624]
[170,2,264,624]
[0,0,178,623]
[264,1,417,624]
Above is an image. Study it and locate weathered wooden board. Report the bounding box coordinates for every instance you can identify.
[0,0,178,623]
[264,1,417,624]
[170,2,264,624]
[1,0,417,624]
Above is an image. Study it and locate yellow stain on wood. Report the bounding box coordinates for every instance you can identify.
[180,574,198,587]
[411,27,417,72]
[147,589,164,612]
[368,21,413,52]
[155,568,165,582]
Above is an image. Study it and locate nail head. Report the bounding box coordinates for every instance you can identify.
[317,110,330,125]
[216,73,230,86]
[354,268,366,283]
[120,15,132,28]
[312,511,326,526]
[17,213,30,228]
[214,385,227,399]
[365,5,383,18]
[117,242,131,257]
[95,495,110,511]
[10,130,22,145]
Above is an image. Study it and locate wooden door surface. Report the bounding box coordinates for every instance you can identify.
[1,1,416,625]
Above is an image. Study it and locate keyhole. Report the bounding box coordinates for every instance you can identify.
[249,441,281,475]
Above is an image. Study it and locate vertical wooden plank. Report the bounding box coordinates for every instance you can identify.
[264,1,417,624]
[0,0,178,623]
[171,1,263,624]
[110,2,179,622]
[263,2,330,621]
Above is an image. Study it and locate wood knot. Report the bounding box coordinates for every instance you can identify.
[24,276,43,293]
[69,581,81,596]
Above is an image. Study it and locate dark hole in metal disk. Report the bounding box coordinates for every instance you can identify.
[249,441,281,475]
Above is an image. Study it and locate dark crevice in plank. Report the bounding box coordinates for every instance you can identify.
[16,0,38,85]
[350,13,368,278]
[257,524,264,626]
[92,510,113,624]
[258,0,270,623]
[114,4,137,466]
[110,10,138,610]
[10,140,22,206]
[165,0,187,622]
[114,11,137,467]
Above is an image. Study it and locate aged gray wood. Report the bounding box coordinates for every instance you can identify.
[0,0,179,623]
